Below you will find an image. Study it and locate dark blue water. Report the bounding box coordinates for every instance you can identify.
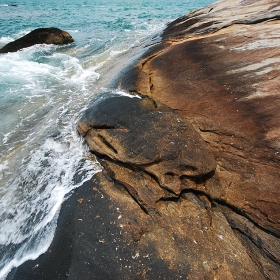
[0,0,216,278]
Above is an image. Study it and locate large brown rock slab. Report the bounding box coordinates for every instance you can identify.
[76,92,279,278]
[10,0,280,279]
[117,0,280,277]
[0,27,74,53]
[77,95,216,198]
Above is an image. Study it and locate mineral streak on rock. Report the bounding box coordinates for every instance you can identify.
[0,27,74,53]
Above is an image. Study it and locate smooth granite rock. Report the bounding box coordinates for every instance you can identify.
[0,28,74,53]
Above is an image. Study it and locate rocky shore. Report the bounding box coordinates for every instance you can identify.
[8,0,280,279]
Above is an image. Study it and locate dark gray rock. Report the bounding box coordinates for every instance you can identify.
[0,28,74,53]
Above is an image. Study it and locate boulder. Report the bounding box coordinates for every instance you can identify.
[73,92,272,279]
[0,27,74,53]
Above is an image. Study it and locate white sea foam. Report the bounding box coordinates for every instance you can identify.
[0,119,101,279]
[0,29,34,48]
[111,88,142,99]
[0,43,105,278]
[14,29,32,39]
[0,1,203,278]
[0,45,101,148]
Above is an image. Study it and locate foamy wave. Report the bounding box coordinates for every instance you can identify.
[0,119,101,279]
[0,46,100,147]
[0,42,105,278]
[0,36,13,47]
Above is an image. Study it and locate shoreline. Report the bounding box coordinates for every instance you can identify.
[5,22,164,280]
[7,0,280,278]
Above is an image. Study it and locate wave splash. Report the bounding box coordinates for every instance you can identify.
[0,44,102,279]
[0,118,101,279]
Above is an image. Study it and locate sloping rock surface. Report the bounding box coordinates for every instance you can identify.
[0,27,74,53]
[117,0,280,278]
[120,0,280,236]
[75,94,277,279]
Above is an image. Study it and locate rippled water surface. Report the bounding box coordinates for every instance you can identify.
[0,0,216,278]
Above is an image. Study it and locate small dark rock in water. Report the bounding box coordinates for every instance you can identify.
[0,27,74,54]
[50,129,61,139]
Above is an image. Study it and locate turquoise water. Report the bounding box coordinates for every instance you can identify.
[0,0,216,278]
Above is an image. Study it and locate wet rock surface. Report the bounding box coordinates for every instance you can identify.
[117,0,280,278]
[8,0,280,279]
[0,28,74,53]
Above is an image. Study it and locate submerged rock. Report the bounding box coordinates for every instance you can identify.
[0,27,74,53]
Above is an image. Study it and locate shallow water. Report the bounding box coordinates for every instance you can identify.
[0,0,216,278]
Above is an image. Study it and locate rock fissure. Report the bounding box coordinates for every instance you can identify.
[216,202,280,240]
[97,134,118,155]
[219,204,280,264]
[90,125,117,130]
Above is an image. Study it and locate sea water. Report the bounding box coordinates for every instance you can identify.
[0,0,216,278]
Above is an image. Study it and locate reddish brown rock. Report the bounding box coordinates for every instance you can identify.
[0,27,74,53]
[75,93,273,279]
[116,0,280,278]
[119,0,280,235]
